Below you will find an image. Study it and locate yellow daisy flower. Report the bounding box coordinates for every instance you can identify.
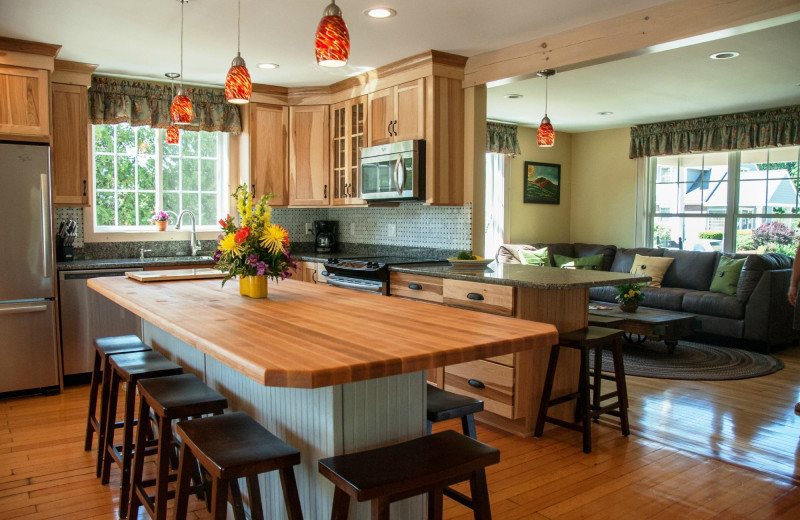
[260,224,288,255]
[219,233,243,257]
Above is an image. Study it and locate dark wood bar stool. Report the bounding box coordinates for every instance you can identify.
[587,314,626,328]
[426,384,485,516]
[128,373,229,520]
[534,326,630,454]
[173,412,304,520]
[100,350,183,518]
[84,335,151,478]
[319,430,499,520]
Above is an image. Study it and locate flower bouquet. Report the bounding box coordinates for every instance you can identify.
[150,210,171,231]
[213,184,296,296]
[615,282,645,312]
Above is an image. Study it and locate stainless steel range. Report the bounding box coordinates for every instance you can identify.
[324,256,445,295]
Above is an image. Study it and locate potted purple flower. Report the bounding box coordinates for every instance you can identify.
[150,210,170,231]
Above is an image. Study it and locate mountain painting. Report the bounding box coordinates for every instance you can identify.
[524,161,561,204]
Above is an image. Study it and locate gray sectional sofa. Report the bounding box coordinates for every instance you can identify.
[497,243,796,353]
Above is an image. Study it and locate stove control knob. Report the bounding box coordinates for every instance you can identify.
[328,258,339,264]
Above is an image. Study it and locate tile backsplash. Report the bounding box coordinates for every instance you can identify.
[56,203,472,258]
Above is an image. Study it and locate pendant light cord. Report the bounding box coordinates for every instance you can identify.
[544,75,548,116]
[180,0,185,88]
[237,0,241,55]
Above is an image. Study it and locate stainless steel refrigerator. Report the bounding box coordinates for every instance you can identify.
[0,142,59,394]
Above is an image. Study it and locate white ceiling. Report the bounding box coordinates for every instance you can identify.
[0,0,798,132]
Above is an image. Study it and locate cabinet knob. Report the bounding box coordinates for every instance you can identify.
[408,283,422,290]
[468,379,485,389]
[466,292,484,301]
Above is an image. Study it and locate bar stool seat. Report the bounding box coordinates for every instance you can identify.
[100,350,183,518]
[426,384,485,516]
[534,326,630,454]
[128,373,229,520]
[587,314,626,327]
[319,430,499,520]
[84,335,151,478]
[173,412,304,520]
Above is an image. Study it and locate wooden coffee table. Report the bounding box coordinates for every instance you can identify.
[588,302,697,354]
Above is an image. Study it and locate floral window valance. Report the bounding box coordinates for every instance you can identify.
[88,76,242,135]
[629,105,800,158]
[486,121,521,156]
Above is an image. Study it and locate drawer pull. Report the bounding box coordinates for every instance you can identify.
[408,283,422,290]
[466,292,484,301]
[468,379,485,389]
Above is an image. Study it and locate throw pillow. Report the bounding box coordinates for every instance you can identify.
[519,247,549,266]
[629,254,674,287]
[553,253,604,270]
[709,256,746,296]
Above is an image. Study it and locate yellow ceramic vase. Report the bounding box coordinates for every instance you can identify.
[238,275,269,298]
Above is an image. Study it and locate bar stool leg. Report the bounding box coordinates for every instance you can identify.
[96,357,115,477]
[84,351,102,451]
[127,396,150,520]
[592,344,603,418]
[246,475,265,520]
[611,340,631,436]
[211,478,231,520]
[101,370,120,485]
[371,496,390,520]
[279,467,304,520]
[428,488,444,520]
[578,347,592,454]
[118,381,138,518]
[330,487,351,520]
[470,469,492,520]
[173,442,196,520]
[534,344,561,438]
[228,477,246,520]
[461,413,477,439]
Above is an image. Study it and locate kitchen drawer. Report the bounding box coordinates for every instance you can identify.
[390,273,443,303]
[443,279,514,316]
[445,359,517,419]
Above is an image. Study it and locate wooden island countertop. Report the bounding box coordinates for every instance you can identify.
[88,277,558,389]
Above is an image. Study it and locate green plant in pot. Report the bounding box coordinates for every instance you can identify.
[615,283,645,312]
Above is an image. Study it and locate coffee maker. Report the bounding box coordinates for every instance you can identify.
[314,220,338,253]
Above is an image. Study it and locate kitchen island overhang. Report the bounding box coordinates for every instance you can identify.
[87,277,558,519]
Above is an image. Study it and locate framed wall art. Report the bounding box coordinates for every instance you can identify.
[523,161,560,204]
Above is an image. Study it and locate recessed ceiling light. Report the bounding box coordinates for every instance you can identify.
[504,94,523,99]
[257,63,280,70]
[710,51,739,60]
[597,111,613,116]
[364,7,397,18]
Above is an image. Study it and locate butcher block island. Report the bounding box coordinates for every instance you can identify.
[88,277,558,519]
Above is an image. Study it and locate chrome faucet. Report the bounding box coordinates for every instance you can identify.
[175,209,202,256]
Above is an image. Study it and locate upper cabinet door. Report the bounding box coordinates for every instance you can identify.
[367,88,393,147]
[289,105,330,206]
[250,103,289,206]
[51,83,89,206]
[331,96,367,206]
[393,79,425,143]
[0,65,50,141]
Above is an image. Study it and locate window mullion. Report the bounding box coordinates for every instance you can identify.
[725,151,740,254]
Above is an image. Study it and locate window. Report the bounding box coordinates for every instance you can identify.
[646,146,800,255]
[93,123,228,231]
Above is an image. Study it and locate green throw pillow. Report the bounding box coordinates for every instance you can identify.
[519,247,549,266]
[553,253,604,270]
[709,256,745,296]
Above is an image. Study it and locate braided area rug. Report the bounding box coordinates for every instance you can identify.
[593,339,784,380]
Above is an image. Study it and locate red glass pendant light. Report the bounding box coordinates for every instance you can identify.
[536,70,556,148]
[315,0,350,67]
[166,124,180,144]
[225,0,251,103]
[171,0,193,124]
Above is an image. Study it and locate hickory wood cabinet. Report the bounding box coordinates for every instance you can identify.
[367,79,425,146]
[250,103,289,205]
[0,64,50,142]
[51,82,89,205]
[289,105,330,206]
[295,261,330,284]
[330,96,366,206]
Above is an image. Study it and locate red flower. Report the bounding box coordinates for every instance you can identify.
[234,226,251,244]
[218,218,227,228]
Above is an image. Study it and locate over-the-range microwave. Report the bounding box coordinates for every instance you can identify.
[359,139,425,202]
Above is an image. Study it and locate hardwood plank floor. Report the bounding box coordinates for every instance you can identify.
[1,344,799,519]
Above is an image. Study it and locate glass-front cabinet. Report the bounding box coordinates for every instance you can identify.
[331,96,367,206]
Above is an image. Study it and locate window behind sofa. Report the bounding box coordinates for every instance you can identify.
[647,146,799,255]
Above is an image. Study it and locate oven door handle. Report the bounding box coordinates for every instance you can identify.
[327,277,384,293]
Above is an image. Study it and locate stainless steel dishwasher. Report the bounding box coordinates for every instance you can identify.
[58,268,143,376]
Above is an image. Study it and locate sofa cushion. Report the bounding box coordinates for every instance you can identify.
[496,244,542,264]
[589,286,617,303]
[682,291,745,320]
[546,243,575,265]
[630,254,674,287]
[737,253,792,303]
[553,253,604,270]
[661,249,719,291]
[709,256,746,296]
[610,247,664,273]
[519,247,549,266]
[639,287,689,311]
[573,243,616,271]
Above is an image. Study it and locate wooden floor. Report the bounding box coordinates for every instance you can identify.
[2,345,800,519]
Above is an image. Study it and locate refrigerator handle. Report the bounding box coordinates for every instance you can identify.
[0,303,48,314]
[40,173,51,278]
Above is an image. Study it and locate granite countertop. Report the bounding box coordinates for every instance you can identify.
[57,256,216,271]
[390,262,651,289]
